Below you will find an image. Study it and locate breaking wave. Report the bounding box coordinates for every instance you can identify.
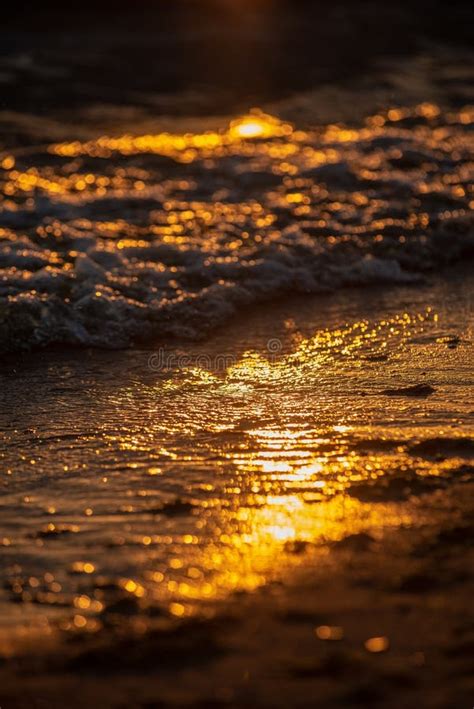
[0,105,472,352]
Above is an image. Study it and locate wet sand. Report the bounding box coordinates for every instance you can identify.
[3,489,473,709]
[0,269,473,707]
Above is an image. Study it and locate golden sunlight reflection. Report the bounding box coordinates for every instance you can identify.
[47,110,295,164]
[0,100,473,650]
[229,112,293,139]
[126,303,469,618]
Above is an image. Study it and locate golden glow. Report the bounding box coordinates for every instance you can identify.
[46,111,294,165]
[365,636,390,653]
[0,102,472,651]
[316,625,344,641]
[231,120,267,139]
[229,112,292,140]
[70,562,95,574]
[4,297,468,648]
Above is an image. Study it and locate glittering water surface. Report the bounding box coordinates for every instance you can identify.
[0,99,473,654]
[0,273,473,652]
[0,105,473,351]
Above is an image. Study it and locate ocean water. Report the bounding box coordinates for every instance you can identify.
[1,69,474,659]
[0,104,472,352]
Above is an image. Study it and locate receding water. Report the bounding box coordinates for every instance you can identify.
[0,272,472,655]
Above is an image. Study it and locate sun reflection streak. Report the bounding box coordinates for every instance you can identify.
[82,305,466,618]
[47,111,294,163]
[0,102,473,648]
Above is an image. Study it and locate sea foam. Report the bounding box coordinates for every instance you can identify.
[0,107,472,352]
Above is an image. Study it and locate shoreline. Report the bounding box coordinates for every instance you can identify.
[1,270,473,707]
[1,262,472,362]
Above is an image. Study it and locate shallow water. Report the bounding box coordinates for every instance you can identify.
[0,104,473,352]
[0,272,472,654]
[1,59,474,657]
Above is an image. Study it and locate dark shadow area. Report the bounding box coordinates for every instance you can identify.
[1,0,473,115]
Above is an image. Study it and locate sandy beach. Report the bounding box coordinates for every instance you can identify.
[1,270,473,706]
[1,2,473,705]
